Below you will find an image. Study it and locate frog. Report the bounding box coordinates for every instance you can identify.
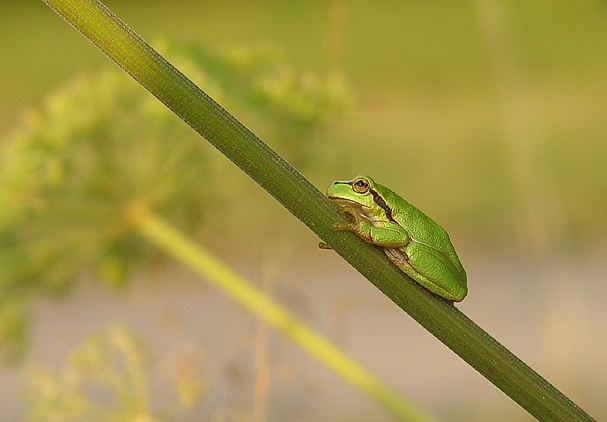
[325,175,467,302]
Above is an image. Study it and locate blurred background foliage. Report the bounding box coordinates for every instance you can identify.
[1,0,607,421]
[0,38,351,364]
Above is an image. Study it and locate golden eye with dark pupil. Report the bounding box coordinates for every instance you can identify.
[352,178,369,193]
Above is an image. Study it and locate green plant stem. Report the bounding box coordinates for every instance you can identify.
[133,206,436,422]
[41,1,596,421]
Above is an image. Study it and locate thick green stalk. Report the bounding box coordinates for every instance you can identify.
[132,206,436,422]
[41,1,595,420]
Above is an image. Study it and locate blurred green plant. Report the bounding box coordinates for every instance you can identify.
[161,39,352,167]
[0,39,351,364]
[26,324,204,422]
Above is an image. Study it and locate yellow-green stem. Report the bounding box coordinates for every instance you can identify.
[133,207,437,422]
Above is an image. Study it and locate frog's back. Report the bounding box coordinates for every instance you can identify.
[376,183,466,280]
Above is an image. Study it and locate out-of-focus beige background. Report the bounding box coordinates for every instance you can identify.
[1,1,607,421]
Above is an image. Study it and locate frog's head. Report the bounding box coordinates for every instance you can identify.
[327,175,383,220]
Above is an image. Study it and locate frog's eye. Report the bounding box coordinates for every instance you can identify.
[352,177,370,193]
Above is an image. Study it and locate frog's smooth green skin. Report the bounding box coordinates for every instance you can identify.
[326,175,467,302]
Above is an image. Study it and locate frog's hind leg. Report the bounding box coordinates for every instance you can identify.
[383,247,428,287]
[384,247,408,268]
[383,245,466,302]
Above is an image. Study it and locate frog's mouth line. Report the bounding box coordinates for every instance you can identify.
[327,196,367,209]
[328,197,373,221]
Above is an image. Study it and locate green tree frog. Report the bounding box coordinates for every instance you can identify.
[325,175,468,302]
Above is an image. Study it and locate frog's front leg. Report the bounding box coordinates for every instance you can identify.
[333,220,409,248]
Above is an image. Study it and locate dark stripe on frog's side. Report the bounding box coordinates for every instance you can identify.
[369,189,397,223]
